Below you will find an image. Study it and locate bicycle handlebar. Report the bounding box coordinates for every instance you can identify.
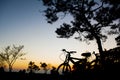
[62,49,76,54]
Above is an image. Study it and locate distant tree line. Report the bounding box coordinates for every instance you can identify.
[27,61,57,74]
[0,45,57,74]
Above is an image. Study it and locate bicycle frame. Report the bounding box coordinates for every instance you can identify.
[57,49,88,74]
[63,51,87,65]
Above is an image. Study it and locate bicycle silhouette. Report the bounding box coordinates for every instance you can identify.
[57,49,92,74]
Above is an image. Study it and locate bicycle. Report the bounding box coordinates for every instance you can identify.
[57,49,91,74]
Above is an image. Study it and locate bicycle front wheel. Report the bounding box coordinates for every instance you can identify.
[57,63,71,75]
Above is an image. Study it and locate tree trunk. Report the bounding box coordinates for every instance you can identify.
[95,36,105,65]
[96,37,103,55]
[9,64,12,72]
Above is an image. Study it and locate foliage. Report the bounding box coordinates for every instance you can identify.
[40,62,51,74]
[115,36,120,46]
[27,61,40,73]
[0,45,25,72]
[102,0,120,46]
[103,47,120,64]
[0,56,6,68]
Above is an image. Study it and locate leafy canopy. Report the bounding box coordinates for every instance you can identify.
[42,0,120,44]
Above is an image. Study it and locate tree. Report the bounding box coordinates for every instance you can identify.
[27,61,40,73]
[42,0,120,60]
[40,62,51,74]
[0,45,26,72]
[0,56,6,68]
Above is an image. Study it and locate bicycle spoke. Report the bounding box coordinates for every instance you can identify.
[57,63,71,75]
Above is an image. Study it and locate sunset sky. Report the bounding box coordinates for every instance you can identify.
[0,0,117,71]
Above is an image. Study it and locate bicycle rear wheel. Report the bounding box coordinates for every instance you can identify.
[88,59,102,70]
[57,63,71,75]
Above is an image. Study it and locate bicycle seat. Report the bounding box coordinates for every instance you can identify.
[81,52,91,57]
[69,51,76,53]
[62,49,76,54]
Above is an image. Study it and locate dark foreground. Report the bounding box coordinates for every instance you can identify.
[0,70,119,80]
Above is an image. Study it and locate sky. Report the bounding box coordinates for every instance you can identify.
[0,0,118,71]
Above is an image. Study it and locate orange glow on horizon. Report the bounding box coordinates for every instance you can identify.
[12,59,60,71]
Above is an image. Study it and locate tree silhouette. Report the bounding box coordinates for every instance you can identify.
[0,45,25,72]
[42,0,120,60]
[115,36,120,46]
[27,61,40,73]
[103,47,120,65]
[0,56,6,68]
[40,62,51,74]
[102,0,120,47]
